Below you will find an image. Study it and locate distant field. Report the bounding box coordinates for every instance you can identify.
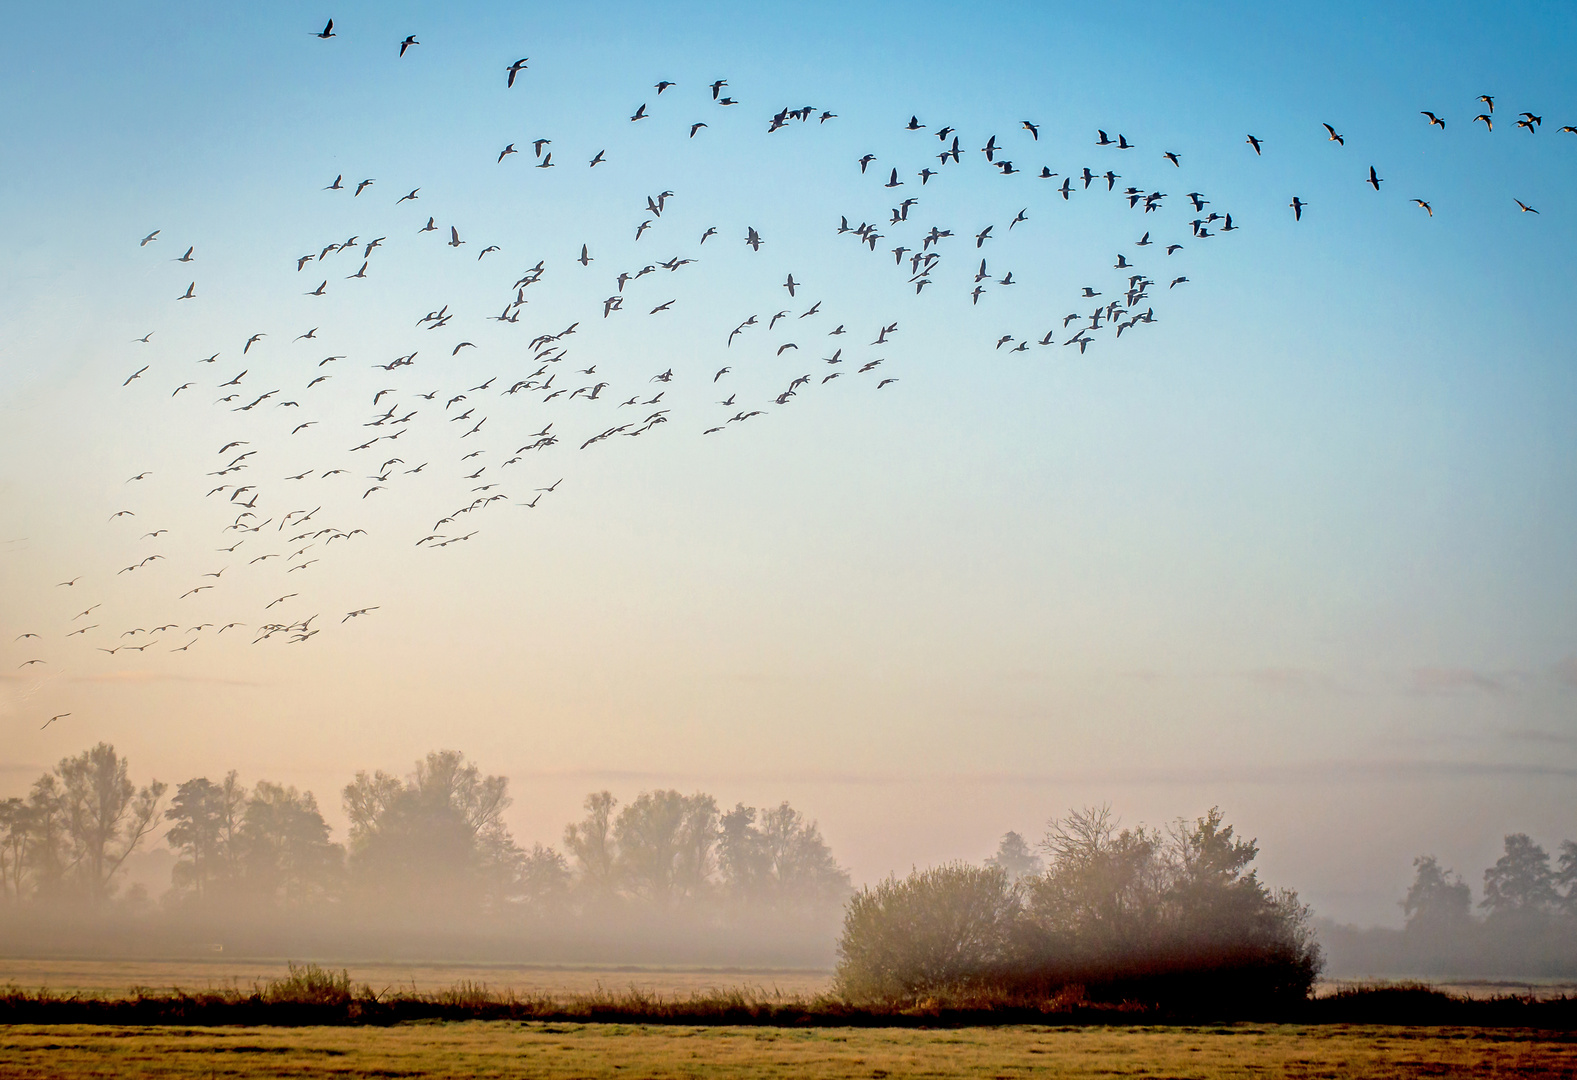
[7,957,1572,1005]
[2,1021,1574,1079]
[0,957,833,999]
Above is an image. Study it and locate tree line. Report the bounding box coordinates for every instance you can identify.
[0,743,850,919]
[1321,833,1577,976]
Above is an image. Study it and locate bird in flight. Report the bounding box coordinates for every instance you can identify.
[507,58,529,87]
[1289,196,1306,221]
[1246,134,1263,155]
[1411,199,1433,217]
[41,714,70,730]
[315,19,334,39]
[1322,123,1344,145]
[1514,199,1539,214]
[140,229,160,246]
[399,34,418,56]
[1366,166,1383,191]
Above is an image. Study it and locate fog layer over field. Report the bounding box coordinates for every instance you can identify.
[1,743,1574,979]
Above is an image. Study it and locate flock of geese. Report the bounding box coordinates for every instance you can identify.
[7,18,1566,731]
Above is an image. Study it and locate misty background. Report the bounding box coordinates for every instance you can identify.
[2,743,1574,977]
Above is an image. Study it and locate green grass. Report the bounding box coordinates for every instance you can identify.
[1,1021,1574,1078]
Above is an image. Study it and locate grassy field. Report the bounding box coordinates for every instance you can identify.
[2,1021,1574,1078]
[0,957,831,999]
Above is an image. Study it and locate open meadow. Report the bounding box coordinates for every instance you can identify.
[0,958,832,1000]
[3,1021,1575,1079]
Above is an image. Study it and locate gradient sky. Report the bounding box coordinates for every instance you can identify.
[2,1,1575,926]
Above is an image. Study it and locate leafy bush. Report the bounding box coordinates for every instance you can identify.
[834,863,1019,1002]
[835,808,1322,1009]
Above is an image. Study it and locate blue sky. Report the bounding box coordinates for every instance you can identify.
[1,1,1574,924]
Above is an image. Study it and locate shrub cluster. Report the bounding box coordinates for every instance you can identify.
[835,807,1321,1010]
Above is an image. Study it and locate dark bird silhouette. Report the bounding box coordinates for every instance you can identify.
[1323,123,1344,145]
[1246,134,1263,154]
[1367,166,1382,191]
[1421,110,1446,129]
[506,58,529,87]
[399,35,418,56]
[314,18,334,39]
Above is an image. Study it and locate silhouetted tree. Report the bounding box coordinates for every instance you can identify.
[20,775,70,901]
[342,750,517,912]
[718,801,850,910]
[1481,834,1558,920]
[1401,855,1473,933]
[1022,806,1166,958]
[515,843,573,911]
[237,781,342,908]
[0,798,27,903]
[612,790,717,904]
[1014,807,1319,1003]
[563,791,618,898]
[1559,841,1577,916]
[52,744,165,907]
[985,831,1043,883]
[164,772,246,904]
